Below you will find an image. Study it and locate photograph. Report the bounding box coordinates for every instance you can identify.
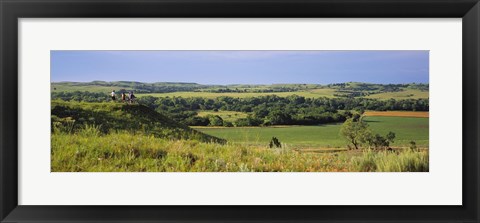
[50,50,429,172]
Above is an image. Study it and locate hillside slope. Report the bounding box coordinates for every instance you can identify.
[51,101,226,143]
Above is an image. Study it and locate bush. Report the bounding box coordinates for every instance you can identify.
[269,137,282,148]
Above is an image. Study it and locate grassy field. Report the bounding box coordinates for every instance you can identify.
[52,131,429,172]
[193,116,429,148]
[194,125,345,148]
[364,116,428,146]
[197,110,249,122]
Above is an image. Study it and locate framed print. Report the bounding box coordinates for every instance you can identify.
[1,0,479,222]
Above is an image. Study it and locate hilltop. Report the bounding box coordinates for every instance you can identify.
[51,100,226,144]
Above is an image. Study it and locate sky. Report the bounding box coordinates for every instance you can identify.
[51,50,429,85]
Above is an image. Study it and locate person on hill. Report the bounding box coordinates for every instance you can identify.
[128,91,136,104]
[111,90,116,102]
[121,92,126,103]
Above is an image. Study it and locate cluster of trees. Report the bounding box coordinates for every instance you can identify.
[340,118,396,150]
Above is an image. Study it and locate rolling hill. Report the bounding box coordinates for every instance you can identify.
[51,101,226,144]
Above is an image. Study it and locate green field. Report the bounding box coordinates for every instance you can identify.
[193,116,429,148]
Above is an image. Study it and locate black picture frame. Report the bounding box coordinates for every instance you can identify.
[1,0,479,222]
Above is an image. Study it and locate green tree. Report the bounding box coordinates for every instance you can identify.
[340,118,371,150]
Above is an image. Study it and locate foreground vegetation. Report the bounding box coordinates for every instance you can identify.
[52,130,428,172]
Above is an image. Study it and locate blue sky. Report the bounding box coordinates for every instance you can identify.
[51,51,429,85]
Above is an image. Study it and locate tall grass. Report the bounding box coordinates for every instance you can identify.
[52,128,428,172]
[352,149,429,172]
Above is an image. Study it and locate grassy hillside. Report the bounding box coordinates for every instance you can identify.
[51,100,225,143]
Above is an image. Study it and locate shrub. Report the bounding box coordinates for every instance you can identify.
[269,137,281,148]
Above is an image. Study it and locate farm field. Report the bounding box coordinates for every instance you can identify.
[193,116,429,149]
